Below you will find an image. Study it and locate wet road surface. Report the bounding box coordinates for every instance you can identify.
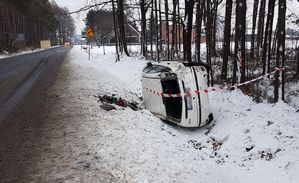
[0,49,127,182]
[0,46,70,126]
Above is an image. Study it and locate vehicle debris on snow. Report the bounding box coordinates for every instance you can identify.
[97,94,140,111]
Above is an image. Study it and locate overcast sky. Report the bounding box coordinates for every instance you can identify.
[54,0,86,34]
[54,0,299,35]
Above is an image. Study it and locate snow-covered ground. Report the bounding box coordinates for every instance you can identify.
[68,45,299,183]
[0,46,61,59]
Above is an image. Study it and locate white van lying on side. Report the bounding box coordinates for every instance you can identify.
[142,61,213,128]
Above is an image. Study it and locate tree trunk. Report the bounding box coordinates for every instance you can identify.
[210,1,220,57]
[112,0,120,61]
[233,0,247,84]
[159,0,163,59]
[196,0,204,62]
[262,0,275,75]
[221,0,233,81]
[250,0,259,61]
[154,0,159,61]
[171,0,178,60]
[150,1,154,59]
[297,47,299,79]
[178,1,181,55]
[165,0,170,60]
[256,0,266,58]
[206,0,213,86]
[117,0,130,57]
[183,0,195,62]
[274,0,286,102]
[140,0,147,57]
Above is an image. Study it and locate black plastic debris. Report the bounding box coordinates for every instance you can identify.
[245,145,255,152]
[259,151,274,161]
[97,94,140,111]
[100,104,116,111]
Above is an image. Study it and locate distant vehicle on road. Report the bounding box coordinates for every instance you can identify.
[142,62,213,128]
[82,45,88,50]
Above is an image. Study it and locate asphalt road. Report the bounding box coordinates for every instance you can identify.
[0,47,124,182]
[0,46,71,127]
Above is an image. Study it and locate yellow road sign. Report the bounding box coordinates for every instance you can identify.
[86,27,94,38]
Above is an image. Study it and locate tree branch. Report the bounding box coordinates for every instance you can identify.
[68,1,112,14]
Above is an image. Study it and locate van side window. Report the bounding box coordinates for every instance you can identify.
[147,66,171,73]
[143,65,156,73]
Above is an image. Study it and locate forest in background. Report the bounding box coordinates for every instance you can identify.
[0,0,75,53]
[81,0,299,103]
[1,0,298,103]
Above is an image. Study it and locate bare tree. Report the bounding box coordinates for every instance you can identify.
[165,0,170,60]
[250,0,259,61]
[154,0,159,61]
[112,0,120,61]
[274,0,286,102]
[233,0,246,84]
[210,0,223,57]
[256,0,266,58]
[117,0,130,56]
[183,0,195,62]
[195,0,204,62]
[221,0,233,81]
[171,0,178,60]
[140,0,150,57]
[297,47,299,79]
[262,0,276,75]
[205,0,214,85]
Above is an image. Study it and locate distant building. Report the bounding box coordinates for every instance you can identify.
[125,24,141,43]
[160,21,206,44]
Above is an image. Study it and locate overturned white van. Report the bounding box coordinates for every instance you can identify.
[142,62,213,128]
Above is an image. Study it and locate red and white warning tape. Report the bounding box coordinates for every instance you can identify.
[144,67,285,98]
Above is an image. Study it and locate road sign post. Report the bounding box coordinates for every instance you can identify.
[85,27,94,61]
[89,42,91,60]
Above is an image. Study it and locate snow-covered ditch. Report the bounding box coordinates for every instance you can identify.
[70,45,299,183]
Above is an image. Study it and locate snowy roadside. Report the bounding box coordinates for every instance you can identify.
[68,45,299,183]
[0,46,61,60]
